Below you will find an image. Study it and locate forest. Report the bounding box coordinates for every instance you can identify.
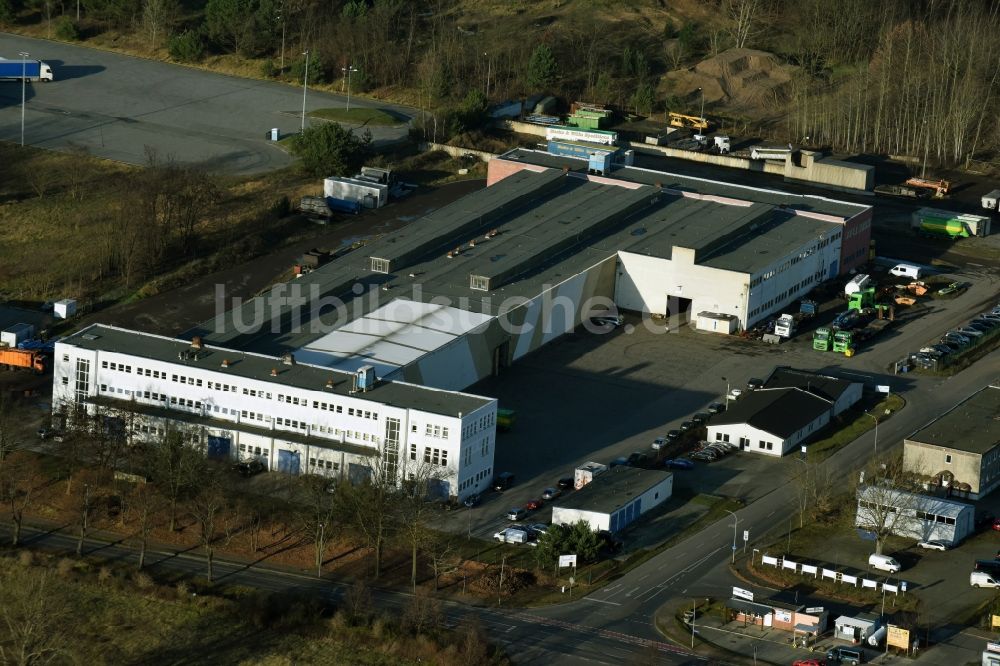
[1,0,998,166]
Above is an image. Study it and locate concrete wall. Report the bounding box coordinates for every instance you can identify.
[615,250,749,323]
[903,439,994,499]
[420,142,497,163]
[497,119,549,138]
[627,142,873,193]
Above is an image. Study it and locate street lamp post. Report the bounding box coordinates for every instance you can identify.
[19,51,28,147]
[484,52,491,98]
[725,509,739,563]
[866,411,880,459]
[278,5,286,72]
[698,86,705,124]
[342,65,359,112]
[691,599,697,648]
[317,521,325,578]
[722,376,731,409]
[300,50,310,133]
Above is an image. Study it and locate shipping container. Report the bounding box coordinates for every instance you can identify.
[982,189,1000,211]
[547,139,618,161]
[324,176,388,208]
[54,299,77,319]
[325,197,362,214]
[1,323,34,348]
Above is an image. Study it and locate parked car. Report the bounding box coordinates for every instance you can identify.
[666,429,682,440]
[233,459,265,477]
[525,499,543,511]
[627,452,649,466]
[991,517,1000,532]
[507,507,528,521]
[493,472,516,491]
[707,402,726,414]
[971,571,1000,588]
[868,553,901,573]
[590,314,624,329]
[746,378,764,390]
[557,477,574,490]
[917,539,948,551]
[826,645,865,665]
[463,494,481,508]
[610,456,629,469]
[36,426,52,440]
[728,388,743,400]
[679,420,695,432]
[664,458,695,470]
[793,660,825,666]
[651,436,669,451]
[528,523,549,536]
[541,487,561,500]
[691,450,718,461]
[691,412,711,425]
[958,326,987,337]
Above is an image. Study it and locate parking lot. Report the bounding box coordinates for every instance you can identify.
[456,261,1000,543]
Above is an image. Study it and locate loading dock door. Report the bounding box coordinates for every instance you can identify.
[277,449,301,475]
[207,436,231,459]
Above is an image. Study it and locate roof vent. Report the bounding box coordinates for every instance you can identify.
[81,333,99,341]
[191,336,203,350]
[221,359,230,368]
[270,368,278,377]
[469,239,476,248]
[325,378,335,390]
[282,353,296,366]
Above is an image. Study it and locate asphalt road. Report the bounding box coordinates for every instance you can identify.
[0,33,414,174]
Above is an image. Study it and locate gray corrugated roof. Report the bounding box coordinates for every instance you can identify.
[710,387,831,439]
[554,467,671,514]
[907,385,1000,455]
[62,324,492,417]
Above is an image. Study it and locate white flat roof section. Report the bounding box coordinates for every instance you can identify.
[294,299,494,376]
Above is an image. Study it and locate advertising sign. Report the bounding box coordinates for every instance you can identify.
[887,625,910,650]
[558,554,577,568]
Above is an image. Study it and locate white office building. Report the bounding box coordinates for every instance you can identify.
[52,324,497,501]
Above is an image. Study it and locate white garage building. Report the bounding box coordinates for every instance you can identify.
[551,467,672,533]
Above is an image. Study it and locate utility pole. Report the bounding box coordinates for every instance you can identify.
[722,376,730,409]
[278,4,286,72]
[498,554,506,607]
[698,86,705,124]
[484,52,491,98]
[19,51,28,147]
[316,522,325,578]
[866,411,879,460]
[342,65,359,112]
[300,50,310,133]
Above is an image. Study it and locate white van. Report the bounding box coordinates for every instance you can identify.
[889,263,923,279]
[844,273,872,296]
[971,571,1000,588]
[868,553,901,573]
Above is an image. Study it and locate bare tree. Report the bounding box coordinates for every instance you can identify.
[141,0,178,47]
[293,475,339,578]
[0,453,38,548]
[189,464,231,583]
[0,571,68,665]
[854,456,922,555]
[129,482,161,569]
[401,587,443,635]
[428,533,459,592]
[74,477,95,557]
[722,0,765,49]
[396,459,446,591]
[0,393,21,471]
[336,449,401,579]
[792,460,836,528]
[148,428,203,532]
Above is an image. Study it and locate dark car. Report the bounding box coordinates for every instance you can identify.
[557,477,574,490]
[233,459,265,477]
[627,451,649,466]
[597,530,624,553]
[679,420,695,432]
[707,402,726,414]
[666,429,682,440]
[664,458,695,470]
[747,378,764,390]
[691,412,711,425]
[493,472,515,491]
[610,456,629,469]
[463,494,481,508]
[541,487,561,500]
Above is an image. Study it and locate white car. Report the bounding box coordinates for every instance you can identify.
[651,436,668,451]
[728,388,743,400]
[917,539,948,551]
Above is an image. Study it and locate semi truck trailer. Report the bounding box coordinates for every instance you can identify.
[0,59,54,82]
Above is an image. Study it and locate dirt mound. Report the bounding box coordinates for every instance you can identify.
[662,48,798,111]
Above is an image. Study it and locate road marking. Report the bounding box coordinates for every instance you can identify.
[767,510,776,518]
[585,597,623,606]
[625,586,640,597]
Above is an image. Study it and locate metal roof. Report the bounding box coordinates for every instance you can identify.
[765,367,858,403]
[553,467,671,515]
[61,324,493,417]
[907,384,1000,455]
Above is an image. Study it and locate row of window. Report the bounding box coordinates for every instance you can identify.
[845,218,870,239]
[102,363,385,422]
[238,444,269,457]
[463,412,495,439]
[459,467,494,492]
[749,231,842,290]
[309,458,340,471]
[859,500,957,526]
[425,424,450,439]
[407,443,450,467]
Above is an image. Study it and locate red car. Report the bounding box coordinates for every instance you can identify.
[525,499,543,511]
[992,517,1000,531]
[792,660,825,666]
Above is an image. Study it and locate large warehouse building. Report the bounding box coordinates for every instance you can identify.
[186,153,872,393]
[53,152,871,498]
